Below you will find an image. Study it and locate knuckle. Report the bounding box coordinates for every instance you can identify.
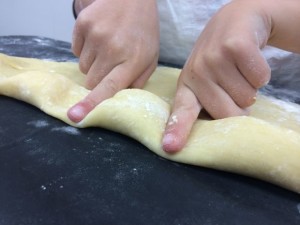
[184,59,206,82]
[79,60,89,74]
[222,37,249,56]
[76,13,110,43]
[108,35,128,55]
[85,76,97,90]
[203,51,224,73]
[87,27,108,43]
[78,52,94,74]
[255,67,271,88]
[104,78,120,95]
[75,10,92,31]
[188,50,224,80]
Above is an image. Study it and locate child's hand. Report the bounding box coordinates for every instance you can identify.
[68,0,159,122]
[162,0,272,152]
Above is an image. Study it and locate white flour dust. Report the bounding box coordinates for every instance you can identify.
[40,176,65,192]
[51,126,81,135]
[27,120,49,128]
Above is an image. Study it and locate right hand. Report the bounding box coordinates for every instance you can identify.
[68,0,159,123]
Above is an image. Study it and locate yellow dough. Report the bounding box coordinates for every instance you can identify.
[0,53,300,193]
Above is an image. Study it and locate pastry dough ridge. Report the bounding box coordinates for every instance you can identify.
[0,53,299,193]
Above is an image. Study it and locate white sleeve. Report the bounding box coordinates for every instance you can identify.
[157,0,300,97]
[157,0,230,65]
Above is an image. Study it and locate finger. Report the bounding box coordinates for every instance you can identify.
[77,43,97,75]
[163,83,201,153]
[67,97,97,123]
[85,57,123,90]
[68,63,141,123]
[216,63,258,108]
[233,43,271,88]
[131,60,157,88]
[183,70,248,119]
[72,24,85,57]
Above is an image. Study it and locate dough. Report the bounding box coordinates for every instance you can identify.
[0,53,300,193]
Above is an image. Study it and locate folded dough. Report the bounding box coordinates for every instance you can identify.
[0,53,299,193]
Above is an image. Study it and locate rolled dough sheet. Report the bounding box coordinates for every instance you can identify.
[0,53,299,193]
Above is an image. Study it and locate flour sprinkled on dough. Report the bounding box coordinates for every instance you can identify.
[168,115,178,126]
[269,97,300,122]
[20,84,31,97]
[213,120,240,134]
[106,91,169,124]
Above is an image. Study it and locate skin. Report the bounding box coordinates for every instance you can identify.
[68,0,300,153]
[68,0,159,122]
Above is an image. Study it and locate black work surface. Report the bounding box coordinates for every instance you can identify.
[0,36,300,225]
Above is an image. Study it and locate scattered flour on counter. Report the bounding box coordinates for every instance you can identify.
[131,168,138,176]
[40,176,65,192]
[27,120,49,128]
[40,185,47,191]
[51,126,81,135]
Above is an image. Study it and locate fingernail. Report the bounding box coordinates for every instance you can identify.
[162,133,176,152]
[68,105,86,123]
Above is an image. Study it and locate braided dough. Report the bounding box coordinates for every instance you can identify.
[0,53,299,193]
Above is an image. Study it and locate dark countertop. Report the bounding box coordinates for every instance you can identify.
[0,36,300,225]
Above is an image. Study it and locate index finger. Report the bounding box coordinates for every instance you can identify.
[67,63,138,123]
[163,82,201,153]
[67,60,156,123]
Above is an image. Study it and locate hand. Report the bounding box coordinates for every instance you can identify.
[162,0,273,152]
[68,0,159,122]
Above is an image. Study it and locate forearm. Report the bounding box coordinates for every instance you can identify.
[265,0,300,53]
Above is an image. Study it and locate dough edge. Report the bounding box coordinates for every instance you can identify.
[0,53,300,193]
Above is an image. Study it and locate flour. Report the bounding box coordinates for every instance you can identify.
[103,89,169,125]
[20,84,31,97]
[40,185,47,191]
[51,126,81,135]
[267,95,300,123]
[168,115,178,126]
[127,91,169,124]
[27,120,49,128]
[40,176,65,192]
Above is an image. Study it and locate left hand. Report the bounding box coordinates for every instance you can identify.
[162,0,272,152]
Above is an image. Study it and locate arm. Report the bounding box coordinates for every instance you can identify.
[267,0,300,53]
[163,0,300,152]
